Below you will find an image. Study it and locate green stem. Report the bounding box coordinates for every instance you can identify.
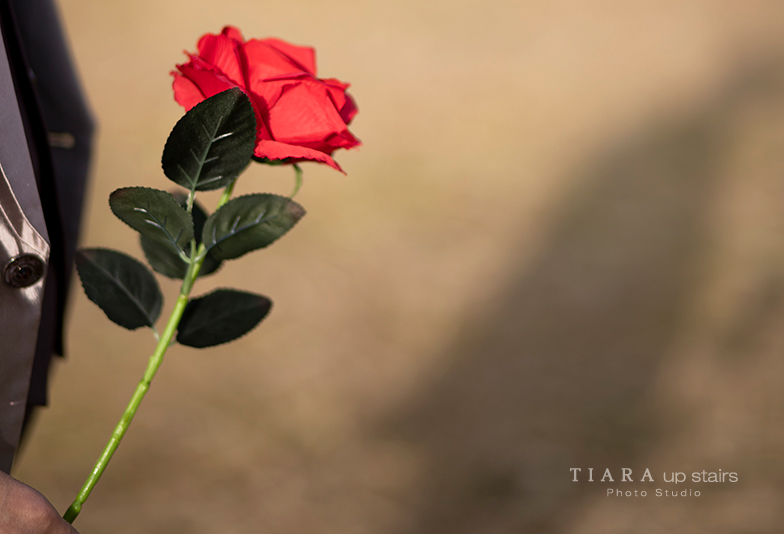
[217,179,236,209]
[63,292,189,523]
[63,180,237,524]
[290,164,303,198]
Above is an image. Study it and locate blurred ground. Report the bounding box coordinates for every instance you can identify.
[12,1,784,532]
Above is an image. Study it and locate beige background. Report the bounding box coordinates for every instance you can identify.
[13,1,784,532]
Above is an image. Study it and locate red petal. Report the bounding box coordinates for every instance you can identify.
[267,80,357,151]
[172,73,206,110]
[175,65,236,104]
[196,31,244,86]
[254,140,343,172]
[322,79,358,124]
[221,26,245,42]
[246,77,293,118]
[339,93,358,124]
[243,39,310,83]
[245,92,274,141]
[261,38,317,75]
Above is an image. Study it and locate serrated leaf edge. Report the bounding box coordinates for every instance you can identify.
[177,288,272,348]
[162,88,255,192]
[75,247,162,327]
[202,193,305,257]
[109,187,193,260]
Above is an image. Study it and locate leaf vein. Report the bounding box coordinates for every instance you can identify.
[91,261,156,325]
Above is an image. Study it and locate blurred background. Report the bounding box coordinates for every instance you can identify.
[13,0,784,532]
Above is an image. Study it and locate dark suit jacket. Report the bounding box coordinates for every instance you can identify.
[0,0,93,473]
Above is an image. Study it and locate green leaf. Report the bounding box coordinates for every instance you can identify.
[74,248,163,329]
[140,193,222,279]
[162,87,256,192]
[202,194,305,261]
[177,289,272,348]
[110,187,193,257]
[139,238,189,279]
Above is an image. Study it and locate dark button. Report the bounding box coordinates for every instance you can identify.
[3,254,45,288]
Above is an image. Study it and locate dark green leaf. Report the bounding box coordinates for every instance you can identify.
[202,194,305,261]
[140,193,222,279]
[75,248,163,329]
[162,88,256,192]
[110,187,193,256]
[177,289,272,348]
[140,238,221,278]
[140,238,189,279]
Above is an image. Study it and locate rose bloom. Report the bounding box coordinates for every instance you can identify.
[172,26,359,171]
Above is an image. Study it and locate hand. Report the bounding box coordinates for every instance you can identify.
[0,471,78,533]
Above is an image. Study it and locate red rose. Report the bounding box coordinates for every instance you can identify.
[172,26,359,171]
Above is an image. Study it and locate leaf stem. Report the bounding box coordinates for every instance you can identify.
[217,178,237,209]
[63,181,237,524]
[186,189,195,214]
[290,164,303,198]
